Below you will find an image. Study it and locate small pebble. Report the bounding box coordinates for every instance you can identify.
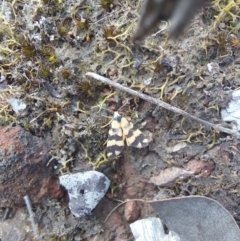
[60,171,110,218]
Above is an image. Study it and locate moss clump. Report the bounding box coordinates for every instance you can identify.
[102,25,115,40]
[21,42,36,59]
[79,81,95,97]
[42,46,58,64]
[40,68,52,79]
[100,0,114,10]
[74,18,88,30]
[60,69,71,79]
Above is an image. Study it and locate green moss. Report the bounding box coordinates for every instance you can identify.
[40,68,52,79]
[60,69,71,79]
[79,81,95,97]
[48,54,58,64]
[57,25,68,37]
[102,25,115,40]
[100,0,114,10]
[42,46,58,64]
[21,42,36,59]
[75,19,88,30]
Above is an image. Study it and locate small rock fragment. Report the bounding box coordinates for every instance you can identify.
[149,160,215,187]
[7,98,26,115]
[59,171,110,218]
[144,77,152,86]
[166,142,187,153]
[186,159,215,177]
[149,166,192,186]
[221,89,240,130]
[130,217,180,241]
[207,62,220,75]
[107,212,123,227]
[124,201,140,222]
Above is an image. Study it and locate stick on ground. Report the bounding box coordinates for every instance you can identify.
[24,195,41,241]
[86,72,240,138]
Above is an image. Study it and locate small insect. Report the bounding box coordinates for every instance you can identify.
[107,112,149,159]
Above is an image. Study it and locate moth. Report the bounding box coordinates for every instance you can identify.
[107,112,149,159]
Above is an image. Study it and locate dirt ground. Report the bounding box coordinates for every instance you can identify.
[0,0,240,240]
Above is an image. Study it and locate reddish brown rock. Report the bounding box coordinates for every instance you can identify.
[0,126,63,207]
[106,212,123,227]
[104,212,129,240]
[124,201,140,222]
[186,159,215,177]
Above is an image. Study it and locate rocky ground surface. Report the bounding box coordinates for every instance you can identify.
[0,0,240,240]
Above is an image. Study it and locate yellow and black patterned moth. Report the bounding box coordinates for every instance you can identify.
[107,112,149,159]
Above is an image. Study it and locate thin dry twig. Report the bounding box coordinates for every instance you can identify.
[104,199,146,223]
[24,195,41,241]
[86,72,240,138]
[2,207,11,221]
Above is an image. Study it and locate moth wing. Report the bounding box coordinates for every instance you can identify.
[106,117,125,159]
[121,117,149,148]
